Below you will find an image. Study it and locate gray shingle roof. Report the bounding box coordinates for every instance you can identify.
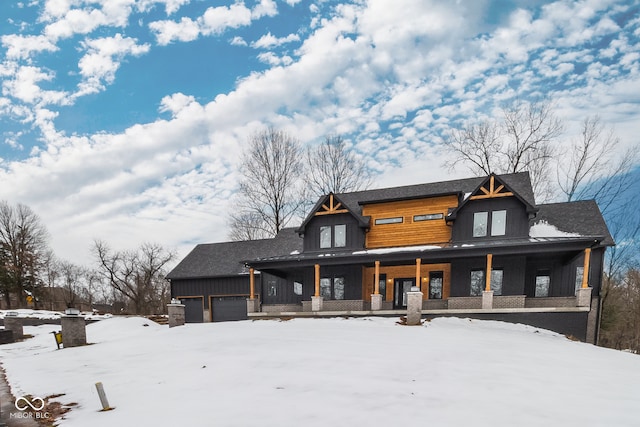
[166,228,302,280]
[533,200,614,246]
[299,172,535,232]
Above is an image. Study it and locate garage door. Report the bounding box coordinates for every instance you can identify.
[182,297,204,323]
[211,296,248,322]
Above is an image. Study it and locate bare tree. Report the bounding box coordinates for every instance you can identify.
[446,100,563,201]
[230,127,305,240]
[0,201,49,308]
[600,268,640,353]
[94,241,175,315]
[305,135,373,197]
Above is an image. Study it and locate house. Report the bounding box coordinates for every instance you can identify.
[167,172,613,343]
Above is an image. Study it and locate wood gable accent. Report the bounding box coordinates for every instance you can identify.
[469,175,514,200]
[314,193,349,216]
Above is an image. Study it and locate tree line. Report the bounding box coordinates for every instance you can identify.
[0,200,174,314]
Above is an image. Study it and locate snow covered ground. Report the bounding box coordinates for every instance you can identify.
[1,316,639,426]
[0,309,111,321]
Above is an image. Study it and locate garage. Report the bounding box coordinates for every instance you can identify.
[211,296,248,322]
[182,297,204,323]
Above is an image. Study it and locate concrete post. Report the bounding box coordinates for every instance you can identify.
[61,315,87,347]
[576,287,592,308]
[371,294,383,311]
[406,288,423,325]
[247,298,260,314]
[167,302,186,327]
[482,290,494,309]
[311,296,323,312]
[3,314,23,340]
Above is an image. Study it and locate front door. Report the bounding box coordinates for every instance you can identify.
[394,278,415,309]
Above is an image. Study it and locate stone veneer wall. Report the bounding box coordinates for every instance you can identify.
[448,297,482,310]
[493,295,526,309]
[261,304,303,313]
[422,300,448,310]
[525,297,577,308]
[302,300,365,312]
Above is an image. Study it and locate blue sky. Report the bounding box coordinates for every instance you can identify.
[0,0,639,265]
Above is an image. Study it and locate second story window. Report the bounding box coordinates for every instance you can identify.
[473,210,507,237]
[320,224,347,249]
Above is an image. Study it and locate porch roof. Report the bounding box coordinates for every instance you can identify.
[246,235,604,270]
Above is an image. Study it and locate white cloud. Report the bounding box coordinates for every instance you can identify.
[149,17,200,45]
[43,1,135,41]
[230,36,248,46]
[1,34,59,60]
[75,34,150,96]
[251,32,300,49]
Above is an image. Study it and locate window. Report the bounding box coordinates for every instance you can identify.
[491,269,503,295]
[535,273,550,297]
[470,270,485,296]
[334,224,346,247]
[320,226,331,248]
[321,277,345,300]
[375,217,403,225]
[575,266,584,294]
[319,224,346,248]
[491,210,507,236]
[429,271,443,299]
[293,281,303,296]
[474,210,508,237]
[473,212,488,237]
[373,273,387,301]
[414,213,444,222]
[267,281,277,297]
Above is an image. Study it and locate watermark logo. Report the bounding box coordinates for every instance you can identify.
[10,396,51,420]
[15,396,45,411]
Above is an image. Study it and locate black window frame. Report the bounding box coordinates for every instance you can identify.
[429,271,444,300]
[319,224,347,249]
[375,217,403,225]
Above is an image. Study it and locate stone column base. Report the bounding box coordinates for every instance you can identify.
[482,290,494,309]
[4,316,23,340]
[247,298,260,313]
[311,296,324,312]
[371,294,383,311]
[61,316,87,347]
[406,291,423,325]
[167,303,186,327]
[576,287,592,307]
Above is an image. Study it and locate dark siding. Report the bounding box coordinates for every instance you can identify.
[171,276,256,309]
[452,197,530,242]
[261,273,303,305]
[524,255,583,297]
[450,256,525,296]
[299,265,362,300]
[425,312,589,341]
[183,297,204,323]
[303,213,365,252]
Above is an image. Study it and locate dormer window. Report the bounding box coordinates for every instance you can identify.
[473,210,507,237]
[320,224,347,248]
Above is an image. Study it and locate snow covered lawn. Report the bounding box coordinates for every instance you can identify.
[1,316,639,426]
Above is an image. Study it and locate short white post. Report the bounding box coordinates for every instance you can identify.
[406,287,423,326]
[95,382,113,411]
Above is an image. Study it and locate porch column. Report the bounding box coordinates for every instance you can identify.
[371,260,382,311]
[247,267,259,313]
[581,248,591,288]
[483,253,494,309]
[415,258,422,290]
[577,248,593,308]
[249,268,255,299]
[312,264,323,311]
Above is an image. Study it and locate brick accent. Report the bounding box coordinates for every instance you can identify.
[167,303,185,328]
[525,297,576,308]
[261,304,303,313]
[448,297,482,309]
[422,300,447,310]
[493,295,526,309]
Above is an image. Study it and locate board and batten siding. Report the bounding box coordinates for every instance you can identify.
[362,195,458,248]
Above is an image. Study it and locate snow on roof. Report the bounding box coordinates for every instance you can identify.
[529,220,582,238]
[353,244,442,255]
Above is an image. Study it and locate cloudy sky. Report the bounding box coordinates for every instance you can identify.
[1,0,639,266]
